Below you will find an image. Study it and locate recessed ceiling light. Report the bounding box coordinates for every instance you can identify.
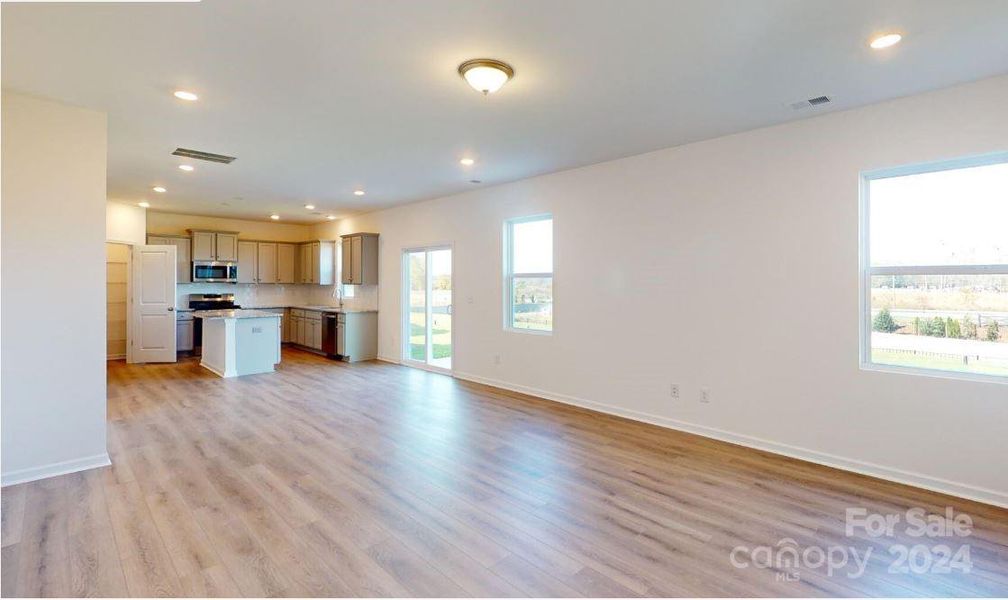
[270,214,280,220]
[138,201,150,208]
[152,186,166,193]
[354,190,365,196]
[458,59,514,95]
[327,215,336,220]
[173,90,198,101]
[178,164,194,172]
[460,157,475,166]
[304,204,315,210]
[869,33,903,49]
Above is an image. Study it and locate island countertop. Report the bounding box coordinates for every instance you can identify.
[192,309,283,320]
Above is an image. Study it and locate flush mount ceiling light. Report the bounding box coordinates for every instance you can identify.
[178,164,194,172]
[353,190,365,196]
[138,201,150,208]
[304,204,315,210]
[458,59,514,95]
[327,215,336,220]
[173,90,198,101]
[459,157,475,166]
[269,214,280,220]
[869,33,903,49]
[152,186,166,193]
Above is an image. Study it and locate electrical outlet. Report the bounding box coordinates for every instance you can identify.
[700,387,710,403]
[494,354,501,365]
[670,384,680,399]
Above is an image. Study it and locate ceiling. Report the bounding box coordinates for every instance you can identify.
[4,0,1008,223]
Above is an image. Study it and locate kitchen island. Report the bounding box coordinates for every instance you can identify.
[192,309,282,378]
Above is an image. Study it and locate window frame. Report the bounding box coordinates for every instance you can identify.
[504,213,554,335]
[859,151,1008,384]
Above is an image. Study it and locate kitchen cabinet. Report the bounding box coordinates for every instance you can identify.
[310,317,323,350]
[238,241,281,284]
[176,313,194,352]
[189,230,239,262]
[337,312,378,362]
[215,233,238,261]
[237,241,257,283]
[147,235,192,283]
[277,243,296,284]
[191,231,215,261]
[257,242,277,284]
[298,241,335,285]
[289,308,324,350]
[340,233,378,285]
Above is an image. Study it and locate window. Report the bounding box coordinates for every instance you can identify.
[505,215,553,332]
[861,153,1008,381]
[335,242,354,298]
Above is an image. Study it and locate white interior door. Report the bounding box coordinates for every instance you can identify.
[130,244,177,363]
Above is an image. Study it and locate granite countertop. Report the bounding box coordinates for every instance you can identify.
[239,304,378,314]
[292,305,378,314]
[192,309,283,320]
[182,305,377,314]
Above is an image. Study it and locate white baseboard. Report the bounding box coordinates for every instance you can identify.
[376,355,401,364]
[451,370,1008,509]
[1,453,111,487]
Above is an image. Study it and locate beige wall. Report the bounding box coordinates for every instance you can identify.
[106,243,130,359]
[2,91,109,484]
[106,201,146,244]
[147,211,314,242]
[314,75,1008,506]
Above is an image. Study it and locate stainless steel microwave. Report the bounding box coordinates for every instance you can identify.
[192,261,238,283]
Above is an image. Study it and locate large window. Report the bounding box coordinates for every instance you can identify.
[505,215,553,332]
[861,153,1007,381]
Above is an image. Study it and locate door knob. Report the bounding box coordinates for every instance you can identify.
[168,307,175,311]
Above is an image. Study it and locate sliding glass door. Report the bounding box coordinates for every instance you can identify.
[402,246,452,371]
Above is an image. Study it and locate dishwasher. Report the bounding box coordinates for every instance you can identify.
[322,313,341,359]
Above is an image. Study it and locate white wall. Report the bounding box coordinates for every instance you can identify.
[106,201,146,244]
[314,75,1008,506]
[2,92,110,485]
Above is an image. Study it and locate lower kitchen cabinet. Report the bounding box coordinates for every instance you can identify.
[289,309,326,352]
[176,313,194,352]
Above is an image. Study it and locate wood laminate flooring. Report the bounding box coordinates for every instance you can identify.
[2,348,1006,597]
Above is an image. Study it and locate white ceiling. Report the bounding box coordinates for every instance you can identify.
[4,0,1008,223]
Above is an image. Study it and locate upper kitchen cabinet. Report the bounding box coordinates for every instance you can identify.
[341,233,378,285]
[189,230,239,261]
[257,242,278,284]
[147,234,192,283]
[299,241,334,285]
[277,243,297,284]
[237,240,279,284]
[237,240,258,284]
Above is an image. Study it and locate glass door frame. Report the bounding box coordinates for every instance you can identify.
[401,244,453,374]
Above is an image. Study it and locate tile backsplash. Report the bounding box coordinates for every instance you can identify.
[177,282,378,311]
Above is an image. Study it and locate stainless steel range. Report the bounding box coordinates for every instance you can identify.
[188,293,240,311]
[188,294,241,354]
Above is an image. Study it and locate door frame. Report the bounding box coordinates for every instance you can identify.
[129,244,178,363]
[400,243,454,374]
[106,242,133,361]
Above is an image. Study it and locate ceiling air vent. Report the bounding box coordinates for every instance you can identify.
[787,95,833,111]
[172,147,237,164]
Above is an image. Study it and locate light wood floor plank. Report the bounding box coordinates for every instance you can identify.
[1,349,1005,597]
